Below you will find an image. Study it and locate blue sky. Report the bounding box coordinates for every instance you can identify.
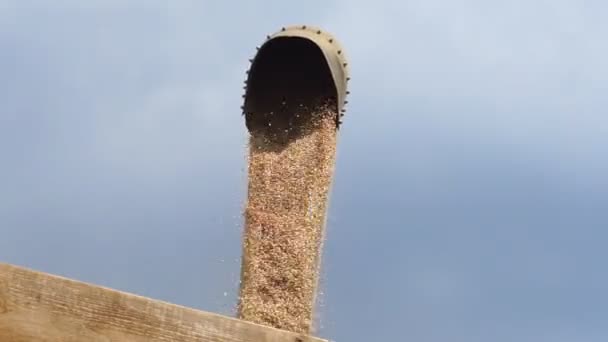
[1,1,607,341]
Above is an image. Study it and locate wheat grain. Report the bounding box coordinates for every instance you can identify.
[238,100,338,334]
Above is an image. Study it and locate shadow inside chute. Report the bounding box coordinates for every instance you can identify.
[244,37,337,147]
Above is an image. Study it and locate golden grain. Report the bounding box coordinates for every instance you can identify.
[238,101,337,334]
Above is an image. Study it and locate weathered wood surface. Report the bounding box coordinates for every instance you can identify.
[0,263,327,342]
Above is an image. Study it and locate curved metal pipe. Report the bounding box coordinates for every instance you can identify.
[242,25,350,132]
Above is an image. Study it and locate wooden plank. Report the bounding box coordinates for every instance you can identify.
[0,263,327,342]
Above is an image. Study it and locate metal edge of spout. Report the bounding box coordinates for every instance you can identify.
[241,25,350,129]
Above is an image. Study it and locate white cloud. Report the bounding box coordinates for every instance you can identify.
[324,0,608,191]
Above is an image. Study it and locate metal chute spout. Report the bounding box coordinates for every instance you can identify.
[242,26,350,133]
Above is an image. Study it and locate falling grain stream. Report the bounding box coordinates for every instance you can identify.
[237,27,348,334]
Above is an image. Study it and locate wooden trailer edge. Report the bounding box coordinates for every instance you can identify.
[0,262,328,342]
